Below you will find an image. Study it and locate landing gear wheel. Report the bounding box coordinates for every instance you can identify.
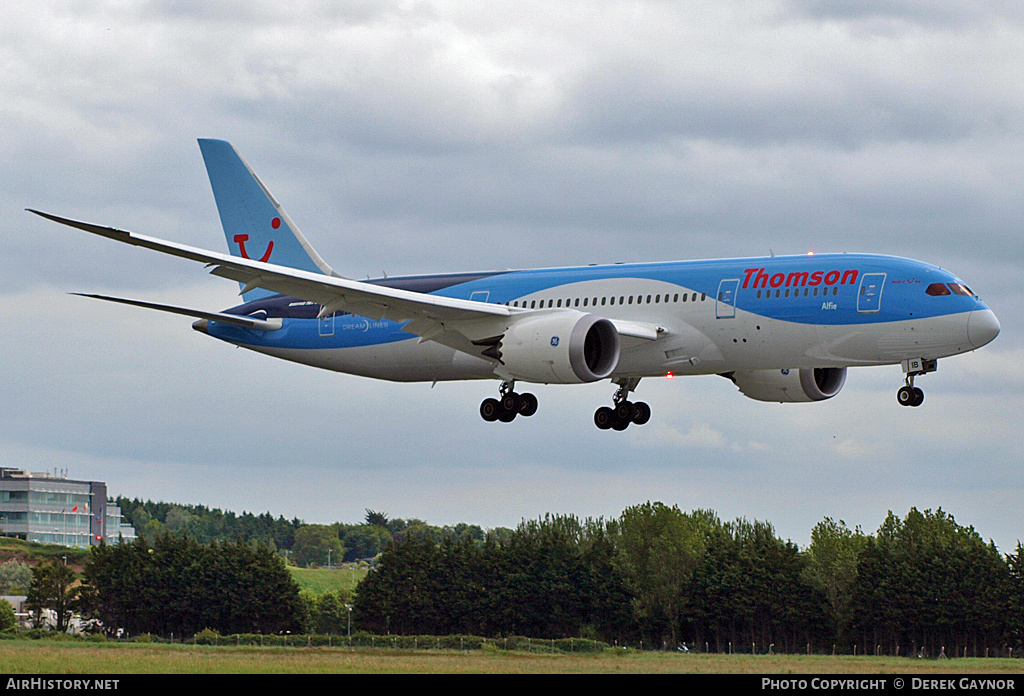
[615,401,635,422]
[897,386,925,407]
[594,407,614,430]
[480,398,500,422]
[518,392,538,417]
[500,392,521,414]
[498,401,518,422]
[897,386,914,406]
[897,386,929,407]
[632,401,651,425]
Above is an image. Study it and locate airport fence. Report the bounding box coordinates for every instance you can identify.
[147,630,609,653]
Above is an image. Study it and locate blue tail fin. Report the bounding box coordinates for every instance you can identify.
[198,139,335,300]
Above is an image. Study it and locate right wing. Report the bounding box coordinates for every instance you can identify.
[30,210,513,336]
[31,210,664,361]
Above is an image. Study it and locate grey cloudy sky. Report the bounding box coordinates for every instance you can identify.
[2,1,1022,550]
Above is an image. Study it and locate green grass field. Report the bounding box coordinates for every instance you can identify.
[1,641,1021,674]
[288,564,368,595]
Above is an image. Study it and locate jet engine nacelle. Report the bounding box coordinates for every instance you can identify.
[729,367,847,403]
[500,312,620,384]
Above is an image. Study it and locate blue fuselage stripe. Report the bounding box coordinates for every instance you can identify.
[206,253,989,352]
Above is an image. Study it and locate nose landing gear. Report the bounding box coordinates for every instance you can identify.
[897,358,936,408]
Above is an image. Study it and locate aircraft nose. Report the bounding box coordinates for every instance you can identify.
[968,309,1000,348]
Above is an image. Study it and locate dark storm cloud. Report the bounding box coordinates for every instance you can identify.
[785,0,1024,28]
[565,65,983,149]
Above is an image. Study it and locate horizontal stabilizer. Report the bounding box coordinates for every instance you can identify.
[71,293,283,331]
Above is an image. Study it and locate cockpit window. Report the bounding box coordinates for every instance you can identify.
[948,283,973,296]
[926,283,951,296]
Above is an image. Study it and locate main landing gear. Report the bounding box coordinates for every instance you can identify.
[480,381,538,423]
[595,378,651,431]
[896,358,937,408]
[479,378,651,430]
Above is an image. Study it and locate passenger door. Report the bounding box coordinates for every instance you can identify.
[857,273,886,313]
[716,279,740,319]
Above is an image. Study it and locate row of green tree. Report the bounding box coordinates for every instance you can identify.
[15,541,355,637]
[114,498,491,565]
[16,502,1023,655]
[78,535,303,636]
[354,504,1024,655]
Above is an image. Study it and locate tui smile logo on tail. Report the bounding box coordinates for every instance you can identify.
[232,217,278,262]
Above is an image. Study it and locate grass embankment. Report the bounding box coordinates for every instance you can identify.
[1,641,1021,674]
[1,537,368,595]
[0,538,90,568]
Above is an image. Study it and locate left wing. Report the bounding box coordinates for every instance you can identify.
[70,293,284,331]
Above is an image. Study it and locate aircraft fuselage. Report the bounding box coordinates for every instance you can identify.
[200,252,998,384]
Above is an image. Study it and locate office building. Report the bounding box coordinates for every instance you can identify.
[0,468,136,547]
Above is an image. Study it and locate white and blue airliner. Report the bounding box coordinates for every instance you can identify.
[30,139,1001,430]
